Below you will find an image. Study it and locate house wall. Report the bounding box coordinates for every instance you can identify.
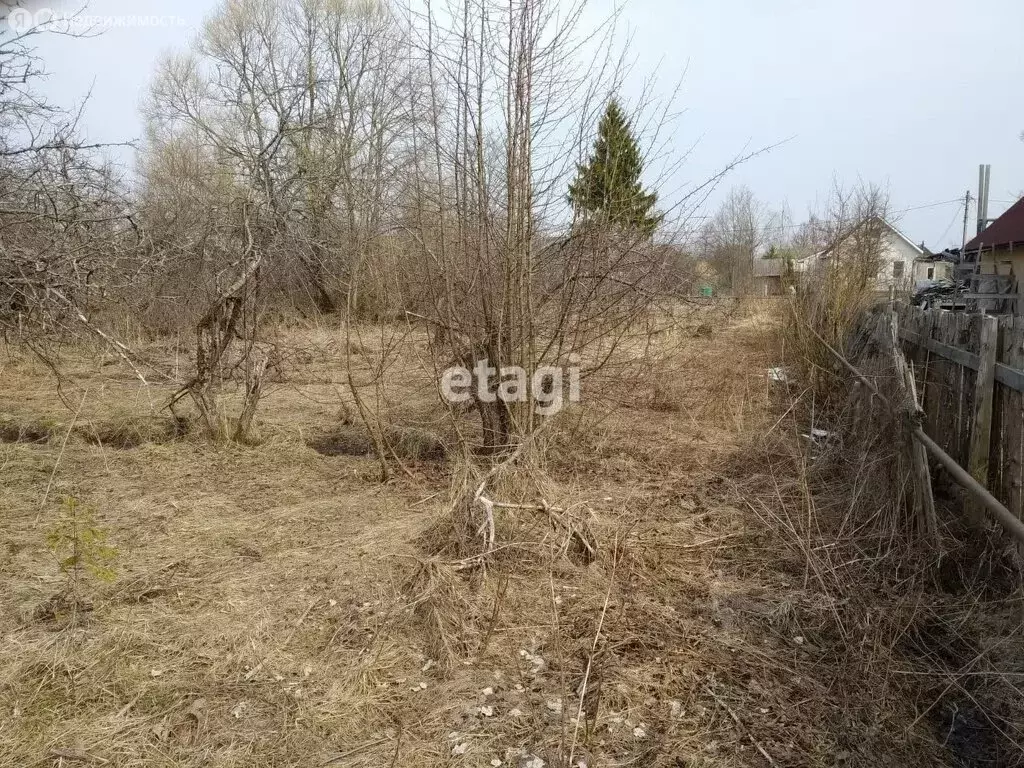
[874,230,922,292]
[794,221,924,293]
[977,245,1024,314]
[913,260,952,283]
[978,245,1024,278]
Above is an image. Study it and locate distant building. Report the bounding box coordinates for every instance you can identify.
[963,197,1024,279]
[913,252,954,285]
[961,197,1024,313]
[802,218,925,293]
[752,257,787,296]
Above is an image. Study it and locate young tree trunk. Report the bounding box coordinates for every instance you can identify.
[478,398,512,456]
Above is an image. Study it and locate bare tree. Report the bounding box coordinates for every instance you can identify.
[137,0,419,440]
[789,181,893,395]
[391,0,696,458]
[0,11,139,345]
[808,182,892,296]
[140,0,416,317]
[700,185,768,294]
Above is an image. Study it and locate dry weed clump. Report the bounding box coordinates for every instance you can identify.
[733,306,1024,766]
[382,424,448,463]
[784,272,884,413]
[308,423,446,462]
[729,432,1024,764]
[784,304,951,549]
[400,559,477,672]
[421,439,597,572]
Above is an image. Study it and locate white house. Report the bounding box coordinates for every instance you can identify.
[880,223,926,288]
[800,218,928,292]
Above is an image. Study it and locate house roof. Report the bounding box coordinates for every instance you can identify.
[964,197,1024,252]
[917,249,960,263]
[812,217,923,261]
[753,259,785,278]
[885,221,925,255]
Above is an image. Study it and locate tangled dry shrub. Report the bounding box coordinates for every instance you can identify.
[807,310,937,545]
[784,282,879,409]
[421,440,596,568]
[727,425,1024,765]
[400,559,476,673]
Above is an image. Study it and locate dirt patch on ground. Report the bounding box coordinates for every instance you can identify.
[309,424,447,462]
[0,413,57,444]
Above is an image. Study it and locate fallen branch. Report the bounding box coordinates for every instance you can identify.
[36,388,87,524]
[472,482,598,560]
[473,480,496,553]
[52,287,169,385]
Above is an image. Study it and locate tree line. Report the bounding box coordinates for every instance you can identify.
[0,0,886,457]
[0,0,679,455]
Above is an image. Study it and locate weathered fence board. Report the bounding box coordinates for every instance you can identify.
[894,304,1024,532]
[1006,316,1024,527]
[967,316,998,524]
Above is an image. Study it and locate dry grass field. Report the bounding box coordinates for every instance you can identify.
[1,301,1019,767]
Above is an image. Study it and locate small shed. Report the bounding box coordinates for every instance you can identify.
[752,258,786,296]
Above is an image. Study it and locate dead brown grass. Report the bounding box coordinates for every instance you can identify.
[0,299,1020,767]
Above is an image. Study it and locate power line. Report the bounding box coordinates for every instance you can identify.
[896,198,964,213]
[935,198,964,245]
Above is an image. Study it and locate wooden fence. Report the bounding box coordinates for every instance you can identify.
[895,304,1024,526]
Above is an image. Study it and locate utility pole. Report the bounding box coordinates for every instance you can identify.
[961,189,973,251]
[955,189,973,309]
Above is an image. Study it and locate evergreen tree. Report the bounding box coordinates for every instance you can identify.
[568,98,662,236]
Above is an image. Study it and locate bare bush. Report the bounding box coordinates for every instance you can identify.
[390,0,695,462]
[787,181,892,403]
[0,17,138,344]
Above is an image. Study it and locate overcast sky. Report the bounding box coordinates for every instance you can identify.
[20,0,1024,250]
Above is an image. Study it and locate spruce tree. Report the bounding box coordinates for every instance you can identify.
[568,98,661,236]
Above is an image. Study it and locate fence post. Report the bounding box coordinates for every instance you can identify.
[890,311,938,544]
[967,315,999,525]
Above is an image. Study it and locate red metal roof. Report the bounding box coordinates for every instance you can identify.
[965,196,1024,252]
